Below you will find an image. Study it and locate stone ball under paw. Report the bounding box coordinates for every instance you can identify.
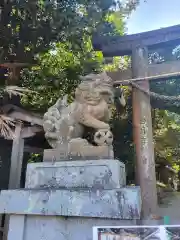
[94,129,113,146]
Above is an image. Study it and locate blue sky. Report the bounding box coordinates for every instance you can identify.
[127,0,180,34]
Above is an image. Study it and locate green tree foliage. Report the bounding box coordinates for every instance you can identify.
[150,79,180,114]
[153,110,180,164]
[20,40,104,111]
[148,45,180,178]
[0,0,117,63]
[19,2,136,111]
[111,88,135,183]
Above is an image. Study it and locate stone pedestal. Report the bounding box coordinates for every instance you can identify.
[0,159,141,240]
[25,160,126,189]
[43,147,114,161]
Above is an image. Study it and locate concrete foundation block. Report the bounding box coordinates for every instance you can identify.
[25,160,126,189]
[0,187,141,219]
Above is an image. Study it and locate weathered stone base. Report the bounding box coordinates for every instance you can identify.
[0,158,142,240]
[8,215,138,240]
[25,160,126,189]
[0,188,141,219]
[43,146,114,162]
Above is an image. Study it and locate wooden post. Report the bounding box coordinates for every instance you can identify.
[3,124,24,240]
[8,123,24,189]
[132,45,158,218]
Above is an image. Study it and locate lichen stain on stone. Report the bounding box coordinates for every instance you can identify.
[116,191,125,218]
[127,203,140,219]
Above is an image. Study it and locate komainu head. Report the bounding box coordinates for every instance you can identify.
[76,71,115,105]
[77,71,126,108]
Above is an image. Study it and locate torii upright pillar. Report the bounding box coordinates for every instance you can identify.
[131,45,158,218]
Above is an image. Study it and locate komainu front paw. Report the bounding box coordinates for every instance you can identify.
[94,129,113,146]
[99,123,110,130]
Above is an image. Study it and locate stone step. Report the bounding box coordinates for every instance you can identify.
[0,187,141,219]
[25,159,126,189]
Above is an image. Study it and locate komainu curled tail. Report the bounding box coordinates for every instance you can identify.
[43,95,69,148]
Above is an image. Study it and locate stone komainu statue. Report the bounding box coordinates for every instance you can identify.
[43,72,126,155]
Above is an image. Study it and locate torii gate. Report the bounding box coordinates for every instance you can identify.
[93,24,180,218]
